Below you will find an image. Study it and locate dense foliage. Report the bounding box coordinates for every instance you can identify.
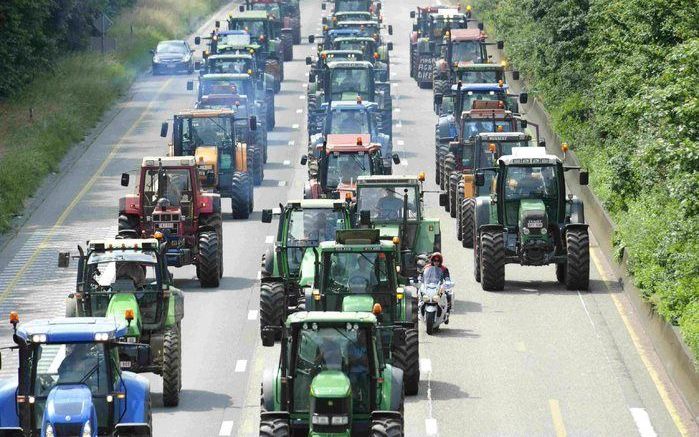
[471,0,699,360]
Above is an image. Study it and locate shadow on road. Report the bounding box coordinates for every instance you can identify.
[151,389,232,411]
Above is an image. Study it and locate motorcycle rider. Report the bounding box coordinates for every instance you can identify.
[422,252,453,314]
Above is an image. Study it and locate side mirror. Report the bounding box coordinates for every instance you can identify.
[412,24,417,32]
[475,172,485,186]
[478,22,484,30]
[308,35,315,44]
[519,92,528,104]
[438,192,448,207]
[512,70,520,81]
[520,119,528,129]
[538,140,546,148]
[433,93,443,106]
[194,36,201,45]
[321,2,327,10]
[186,80,194,91]
[300,155,308,165]
[121,173,130,187]
[392,153,400,164]
[261,209,273,223]
[194,60,201,70]
[305,56,312,65]
[150,49,155,55]
[119,343,151,371]
[322,16,327,24]
[360,210,371,226]
[160,121,169,138]
[387,42,393,51]
[215,20,221,28]
[579,171,589,186]
[497,40,504,50]
[309,72,316,83]
[388,25,393,35]
[58,252,70,268]
[249,115,258,131]
[410,10,416,18]
[239,4,245,12]
[261,328,276,347]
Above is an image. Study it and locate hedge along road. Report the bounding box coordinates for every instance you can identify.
[0,2,696,437]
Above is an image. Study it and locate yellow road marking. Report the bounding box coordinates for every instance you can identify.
[0,78,173,306]
[549,399,567,437]
[590,248,689,436]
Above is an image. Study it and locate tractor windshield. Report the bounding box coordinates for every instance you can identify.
[465,138,530,170]
[325,153,372,189]
[142,168,193,209]
[356,185,418,221]
[217,32,251,47]
[335,0,371,12]
[335,40,370,53]
[181,117,233,152]
[31,342,113,431]
[451,40,482,63]
[329,109,370,134]
[460,91,506,112]
[251,3,281,19]
[200,78,252,97]
[503,165,559,225]
[206,57,252,74]
[459,69,501,83]
[461,118,512,139]
[293,326,372,413]
[323,250,392,293]
[285,209,347,274]
[330,68,372,101]
[229,20,266,38]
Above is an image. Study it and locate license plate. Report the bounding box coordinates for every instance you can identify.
[120,361,131,368]
[167,64,177,69]
[157,223,176,229]
[528,220,544,228]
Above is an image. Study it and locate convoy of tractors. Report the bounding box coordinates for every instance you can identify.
[0,0,590,435]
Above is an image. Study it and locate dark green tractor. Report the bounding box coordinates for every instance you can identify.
[473,147,590,291]
[259,200,352,338]
[58,238,185,406]
[260,311,405,436]
[304,229,421,395]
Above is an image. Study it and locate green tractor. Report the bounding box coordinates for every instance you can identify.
[259,200,352,338]
[259,311,405,436]
[226,10,288,80]
[355,174,441,280]
[304,229,421,395]
[473,147,590,291]
[58,238,185,406]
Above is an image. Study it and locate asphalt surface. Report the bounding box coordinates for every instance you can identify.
[0,0,697,436]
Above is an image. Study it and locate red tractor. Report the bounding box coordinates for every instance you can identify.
[118,156,224,287]
[300,136,397,200]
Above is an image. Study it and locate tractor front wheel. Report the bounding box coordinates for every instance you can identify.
[371,417,403,437]
[260,281,286,341]
[266,91,276,129]
[461,198,475,249]
[162,325,181,407]
[231,172,252,219]
[252,145,264,186]
[393,328,420,395]
[448,175,458,218]
[480,230,505,291]
[260,418,290,437]
[565,228,590,290]
[197,230,220,288]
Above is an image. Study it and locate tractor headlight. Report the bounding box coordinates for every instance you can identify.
[331,415,349,425]
[32,334,47,343]
[45,424,55,437]
[312,415,330,425]
[522,227,530,235]
[82,421,92,437]
[422,294,430,302]
[432,295,440,303]
[541,228,547,235]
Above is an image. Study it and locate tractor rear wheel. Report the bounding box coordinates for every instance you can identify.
[266,90,276,129]
[393,328,420,395]
[448,175,458,218]
[252,144,264,186]
[199,214,223,278]
[481,230,505,291]
[433,79,449,106]
[231,172,252,219]
[259,418,290,437]
[565,228,590,290]
[282,34,293,61]
[162,325,181,407]
[197,230,220,288]
[371,417,403,437]
[461,198,475,249]
[260,281,285,341]
[455,188,464,241]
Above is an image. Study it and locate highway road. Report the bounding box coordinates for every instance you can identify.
[0,0,697,436]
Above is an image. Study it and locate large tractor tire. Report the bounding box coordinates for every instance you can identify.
[474,240,481,283]
[442,153,455,193]
[480,230,505,291]
[162,325,182,407]
[433,78,450,108]
[255,125,268,164]
[448,175,459,218]
[393,329,420,395]
[266,90,276,129]
[260,281,286,341]
[565,228,590,290]
[252,145,264,186]
[371,417,403,437]
[199,214,223,277]
[260,248,274,278]
[281,34,293,61]
[260,418,290,437]
[197,230,220,288]
[231,172,252,219]
[461,198,475,249]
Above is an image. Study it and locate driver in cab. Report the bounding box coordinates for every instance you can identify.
[375,188,404,220]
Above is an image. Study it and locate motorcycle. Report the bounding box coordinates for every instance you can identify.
[418,280,454,335]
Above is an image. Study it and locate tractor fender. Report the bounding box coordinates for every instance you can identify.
[235,143,248,173]
[118,372,151,425]
[261,368,278,411]
[198,193,221,214]
[261,247,275,278]
[197,213,221,232]
[403,285,418,325]
[564,223,589,233]
[304,180,322,199]
[436,115,456,143]
[388,365,404,411]
[0,379,20,428]
[166,286,185,326]
[474,197,493,232]
[567,197,585,224]
[119,194,140,216]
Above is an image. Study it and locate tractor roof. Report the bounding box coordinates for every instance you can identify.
[334,36,375,42]
[462,107,512,119]
[336,20,379,26]
[431,10,466,19]
[329,100,375,110]
[207,53,253,60]
[325,133,371,147]
[201,73,251,80]
[499,147,560,165]
[16,317,128,344]
[142,156,196,168]
[326,60,374,69]
[216,30,248,36]
[87,238,160,252]
[449,28,484,41]
[452,83,509,92]
[478,132,531,141]
[333,11,372,18]
[320,50,363,62]
[287,311,377,326]
[357,175,420,185]
[231,10,269,19]
[457,63,504,71]
[286,199,347,209]
[319,238,394,251]
[175,108,236,118]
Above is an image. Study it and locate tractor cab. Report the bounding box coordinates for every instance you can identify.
[467,132,536,196]
[308,50,364,78]
[248,0,282,20]
[204,29,252,54]
[323,61,376,102]
[436,28,487,72]
[0,315,151,436]
[201,53,256,75]
[323,11,373,29]
[247,0,301,44]
[332,36,390,80]
[355,174,441,280]
[436,82,526,117]
[330,0,376,13]
[259,312,404,436]
[194,73,258,103]
[228,10,280,48]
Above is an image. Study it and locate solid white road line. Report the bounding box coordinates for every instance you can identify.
[401,160,408,166]
[265,235,274,244]
[235,360,247,373]
[630,408,658,437]
[218,421,234,436]
[248,310,258,320]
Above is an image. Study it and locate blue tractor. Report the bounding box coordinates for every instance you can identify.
[0,314,151,436]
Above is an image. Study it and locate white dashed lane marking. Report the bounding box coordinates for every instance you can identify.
[235,360,247,373]
[265,235,274,244]
[219,421,234,436]
[248,310,258,320]
[292,123,300,129]
[283,160,291,166]
[288,140,295,147]
[278,181,287,187]
[296,109,303,114]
